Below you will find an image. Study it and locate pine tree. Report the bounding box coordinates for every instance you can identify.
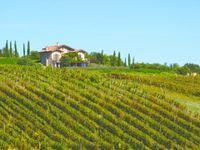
[117,52,121,66]
[14,41,19,57]
[23,43,26,57]
[128,53,131,67]
[9,41,13,57]
[27,41,30,56]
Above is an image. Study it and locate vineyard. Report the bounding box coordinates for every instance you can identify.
[0,65,200,150]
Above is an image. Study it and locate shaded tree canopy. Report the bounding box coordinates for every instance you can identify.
[61,52,84,67]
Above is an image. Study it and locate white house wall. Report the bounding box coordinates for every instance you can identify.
[40,53,52,66]
[51,52,62,61]
[40,47,87,67]
[78,52,85,60]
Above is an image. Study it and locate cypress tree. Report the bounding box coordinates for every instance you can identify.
[23,43,26,57]
[128,53,131,67]
[0,49,2,57]
[124,58,127,67]
[9,41,13,57]
[4,40,9,57]
[112,51,116,66]
[117,52,121,66]
[14,41,19,57]
[101,50,104,56]
[100,50,104,64]
[132,57,135,65]
[27,41,30,56]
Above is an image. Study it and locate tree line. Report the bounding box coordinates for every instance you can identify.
[0,40,31,58]
[87,51,134,67]
[1,41,200,75]
[61,50,200,75]
[0,40,32,58]
[0,40,40,66]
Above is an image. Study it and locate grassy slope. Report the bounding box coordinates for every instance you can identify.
[0,57,18,64]
[93,68,200,114]
[0,65,199,149]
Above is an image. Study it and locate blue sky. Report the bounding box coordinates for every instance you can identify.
[1,0,200,65]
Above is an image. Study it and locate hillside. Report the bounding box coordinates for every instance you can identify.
[0,66,200,150]
[0,58,18,65]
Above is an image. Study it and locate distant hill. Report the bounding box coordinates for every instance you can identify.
[0,65,199,149]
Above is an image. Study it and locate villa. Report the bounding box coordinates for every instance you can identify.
[40,44,87,67]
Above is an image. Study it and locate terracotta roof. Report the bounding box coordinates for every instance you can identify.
[40,44,87,53]
[76,49,87,53]
[58,44,75,51]
[40,44,75,53]
[66,50,87,54]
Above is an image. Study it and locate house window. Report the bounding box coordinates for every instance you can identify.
[52,53,60,61]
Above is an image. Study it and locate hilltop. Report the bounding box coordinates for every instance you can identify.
[0,65,200,149]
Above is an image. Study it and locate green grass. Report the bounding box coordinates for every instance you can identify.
[0,57,18,64]
[175,99,200,114]
[138,81,200,114]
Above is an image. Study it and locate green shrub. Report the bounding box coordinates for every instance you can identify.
[29,51,40,61]
[17,58,34,66]
[176,67,191,75]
